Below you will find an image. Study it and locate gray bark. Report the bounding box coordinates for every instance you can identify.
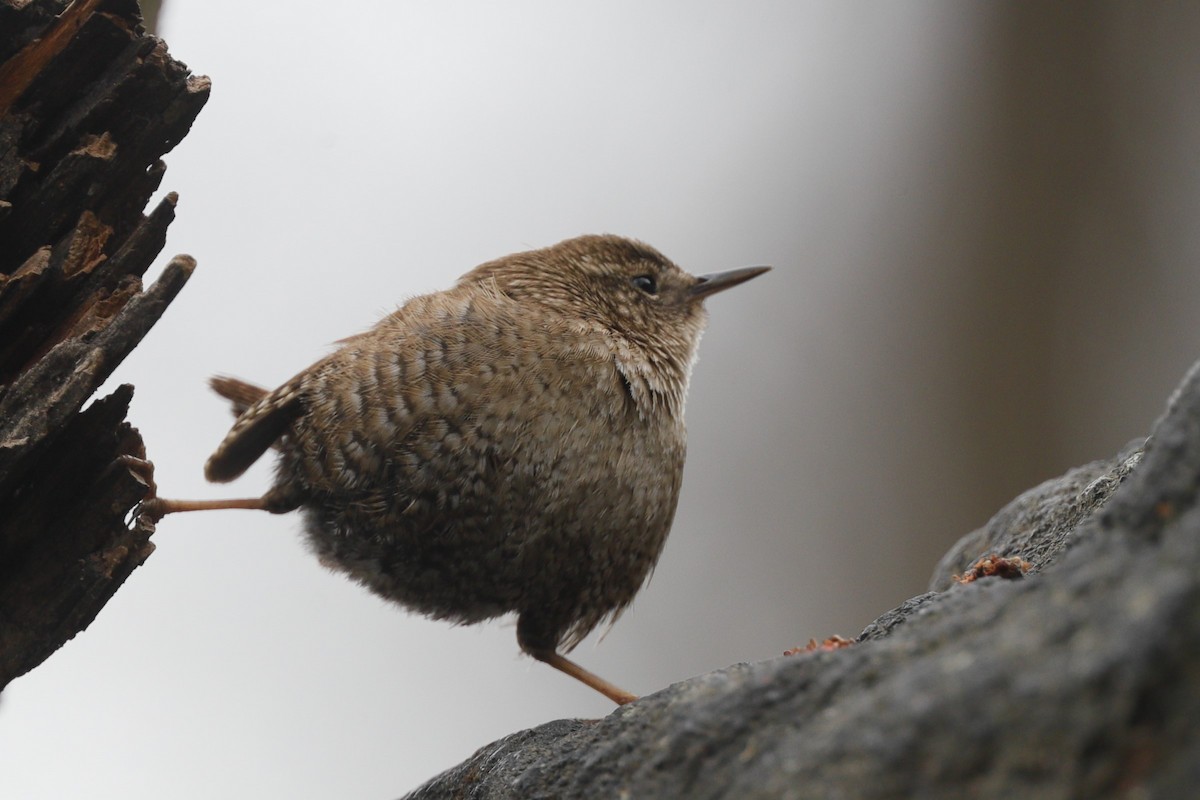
[406,361,1200,798]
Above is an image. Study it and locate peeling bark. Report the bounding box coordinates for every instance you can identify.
[0,0,206,690]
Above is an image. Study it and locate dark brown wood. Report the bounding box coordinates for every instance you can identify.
[0,0,207,690]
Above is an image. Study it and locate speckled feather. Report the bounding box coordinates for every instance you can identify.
[204,235,718,653]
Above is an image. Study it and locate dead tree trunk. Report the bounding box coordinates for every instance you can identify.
[0,0,207,690]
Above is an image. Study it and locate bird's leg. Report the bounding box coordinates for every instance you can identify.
[529,649,638,706]
[517,614,638,705]
[117,456,293,522]
[140,489,301,521]
[141,496,273,520]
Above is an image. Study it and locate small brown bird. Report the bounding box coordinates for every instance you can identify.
[147,235,768,704]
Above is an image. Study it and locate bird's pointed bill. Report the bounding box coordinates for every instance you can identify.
[689,266,771,299]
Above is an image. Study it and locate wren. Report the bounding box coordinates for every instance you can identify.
[146,235,769,705]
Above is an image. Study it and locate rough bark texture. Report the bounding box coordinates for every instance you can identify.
[406,360,1200,799]
[0,0,205,689]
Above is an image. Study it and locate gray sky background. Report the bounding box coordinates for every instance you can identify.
[3,2,1199,798]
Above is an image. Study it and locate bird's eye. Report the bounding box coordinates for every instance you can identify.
[631,275,658,295]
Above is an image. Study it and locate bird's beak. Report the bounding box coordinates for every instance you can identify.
[689,266,771,300]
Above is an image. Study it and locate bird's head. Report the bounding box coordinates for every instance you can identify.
[461,234,769,413]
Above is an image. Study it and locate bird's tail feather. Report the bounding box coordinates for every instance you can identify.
[204,375,303,483]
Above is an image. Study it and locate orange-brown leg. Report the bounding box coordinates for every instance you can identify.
[528,648,638,706]
[118,456,293,522]
[141,496,272,521]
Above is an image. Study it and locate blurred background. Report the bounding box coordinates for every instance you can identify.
[3,1,1199,797]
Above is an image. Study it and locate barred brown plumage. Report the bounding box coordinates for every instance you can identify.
[144,234,769,704]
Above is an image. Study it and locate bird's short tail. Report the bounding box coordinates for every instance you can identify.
[204,375,304,483]
[210,376,269,416]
